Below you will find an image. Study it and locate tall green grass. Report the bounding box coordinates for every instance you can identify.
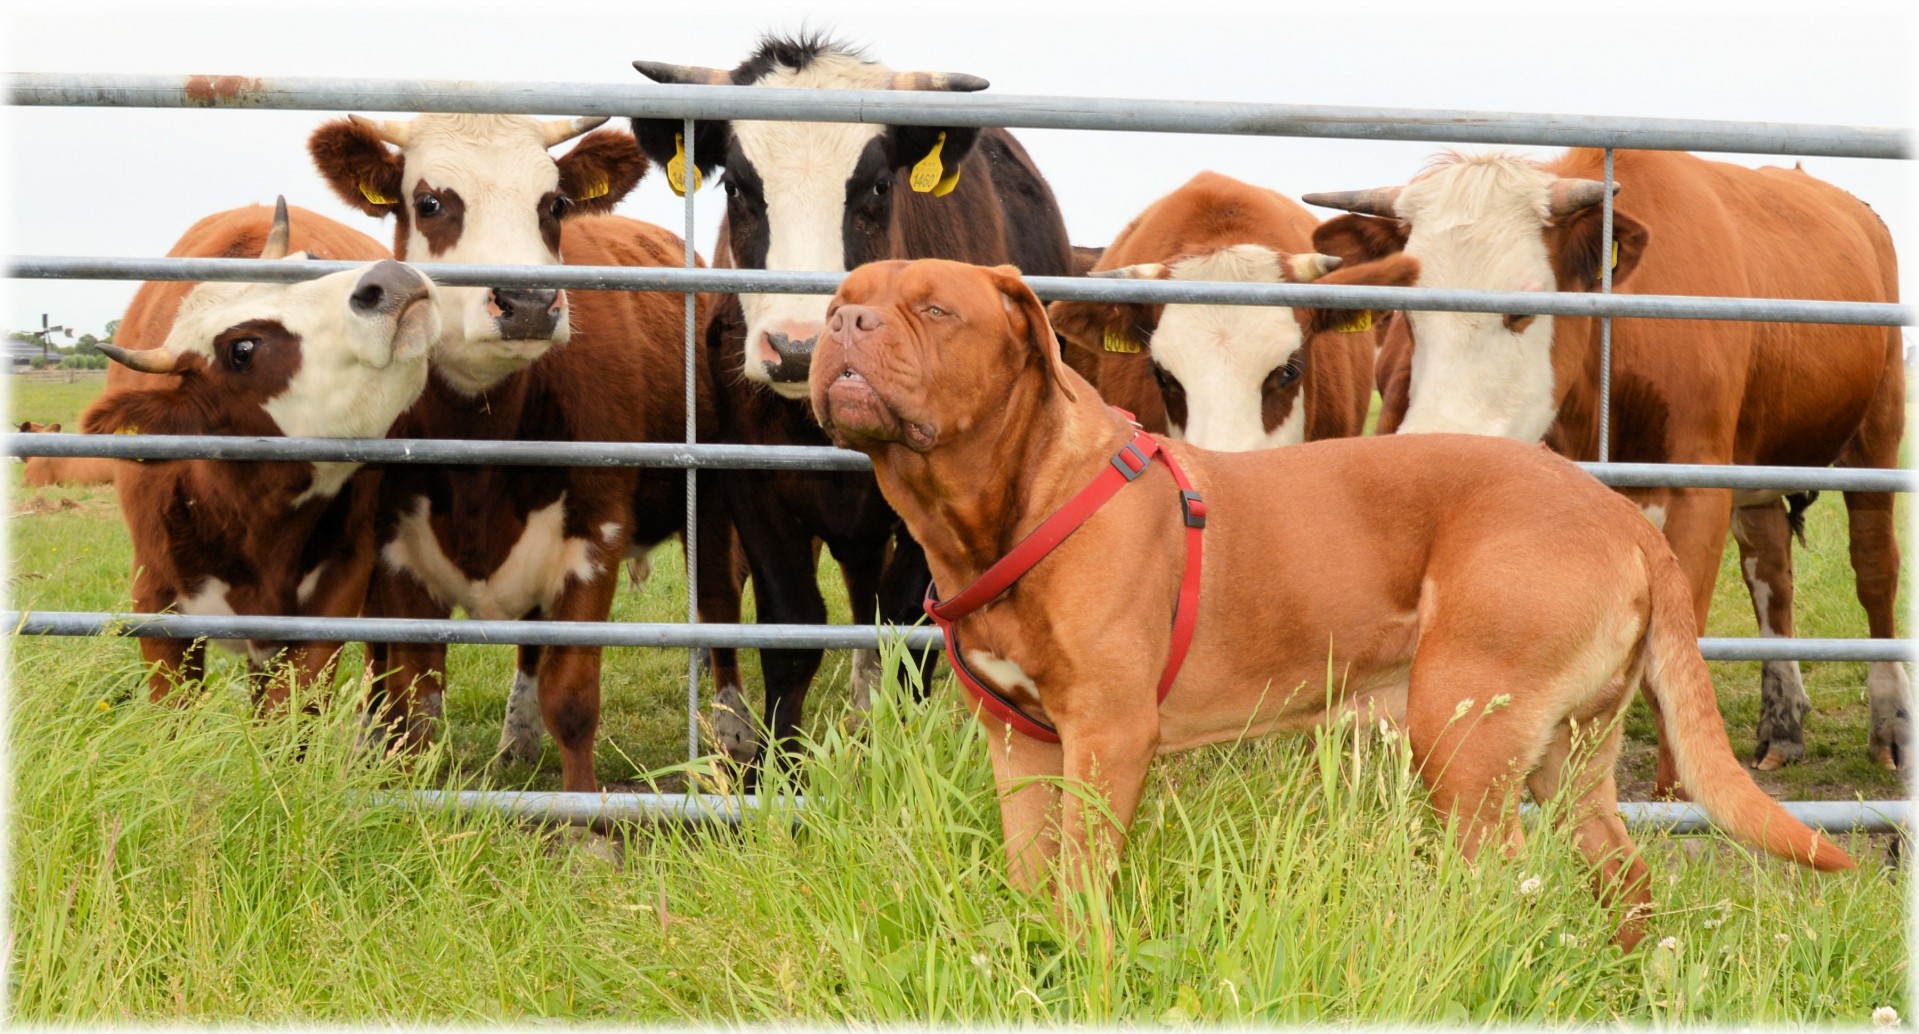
[10,639,1906,1022]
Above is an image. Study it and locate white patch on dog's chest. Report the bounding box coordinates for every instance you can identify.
[381,494,601,620]
[964,649,1042,703]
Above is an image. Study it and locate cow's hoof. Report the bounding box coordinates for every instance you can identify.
[711,686,761,765]
[1752,741,1802,771]
[495,728,542,768]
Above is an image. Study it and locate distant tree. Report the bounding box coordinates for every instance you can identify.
[72,334,102,357]
[104,319,121,342]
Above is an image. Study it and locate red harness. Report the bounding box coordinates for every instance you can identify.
[922,413,1207,743]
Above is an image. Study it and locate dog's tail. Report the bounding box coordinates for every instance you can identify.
[1636,526,1855,872]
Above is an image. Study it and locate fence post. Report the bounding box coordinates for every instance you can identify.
[1599,147,1615,463]
[683,115,700,764]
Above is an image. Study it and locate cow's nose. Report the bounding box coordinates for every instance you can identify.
[351,260,431,316]
[487,288,564,340]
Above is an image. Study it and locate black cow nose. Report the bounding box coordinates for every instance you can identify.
[352,260,430,316]
[489,288,563,340]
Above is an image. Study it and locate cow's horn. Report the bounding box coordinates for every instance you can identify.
[1089,263,1169,280]
[1287,253,1343,281]
[541,116,608,148]
[1301,187,1404,218]
[632,60,733,86]
[886,71,990,92]
[99,343,180,375]
[1547,178,1620,216]
[261,196,291,261]
[347,113,412,148]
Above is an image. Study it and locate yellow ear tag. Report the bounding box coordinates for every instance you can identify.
[909,132,946,194]
[932,166,961,197]
[359,182,398,206]
[667,132,702,198]
[1335,311,1374,333]
[577,174,611,202]
[1611,240,1620,270]
[1102,328,1141,354]
[115,425,139,436]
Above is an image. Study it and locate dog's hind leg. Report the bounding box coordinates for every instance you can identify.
[1527,713,1651,950]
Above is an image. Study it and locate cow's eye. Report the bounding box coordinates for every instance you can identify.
[416,194,442,218]
[1152,363,1180,393]
[871,177,891,199]
[548,196,569,219]
[723,178,740,200]
[1266,358,1303,392]
[229,338,259,371]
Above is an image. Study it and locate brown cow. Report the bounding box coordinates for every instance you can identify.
[83,200,436,707]
[1308,149,1909,777]
[812,258,1852,949]
[1048,172,1410,450]
[309,114,741,793]
[16,422,117,487]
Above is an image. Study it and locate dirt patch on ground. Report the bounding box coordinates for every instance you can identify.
[12,495,81,517]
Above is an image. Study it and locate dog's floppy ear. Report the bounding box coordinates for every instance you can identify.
[986,264,1078,403]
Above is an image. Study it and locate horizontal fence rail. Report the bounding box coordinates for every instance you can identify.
[8,434,1915,493]
[10,256,1915,327]
[381,790,1911,834]
[9,612,1911,663]
[10,73,1909,159]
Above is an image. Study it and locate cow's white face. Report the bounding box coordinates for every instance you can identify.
[728,53,892,399]
[1393,155,1562,441]
[164,259,439,442]
[386,115,574,395]
[1148,246,1310,452]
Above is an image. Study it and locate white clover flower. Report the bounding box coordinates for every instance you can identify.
[1873,1007,1900,1028]
[970,952,990,971]
[1657,936,1680,952]
[1775,932,1791,946]
[1558,933,1581,947]
[1518,875,1543,897]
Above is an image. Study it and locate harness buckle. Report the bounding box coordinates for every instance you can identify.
[1111,442,1152,482]
[1180,490,1208,529]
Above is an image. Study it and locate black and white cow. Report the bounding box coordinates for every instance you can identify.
[629,34,1076,763]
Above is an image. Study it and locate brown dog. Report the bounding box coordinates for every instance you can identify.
[811,258,1853,948]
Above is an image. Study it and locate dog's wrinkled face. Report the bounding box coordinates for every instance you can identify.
[813,259,1073,454]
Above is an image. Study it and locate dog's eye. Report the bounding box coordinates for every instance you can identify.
[229,338,259,371]
[926,305,947,317]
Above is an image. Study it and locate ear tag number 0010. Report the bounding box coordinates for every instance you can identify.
[1335,311,1374,334]
[1102,328,1141,354]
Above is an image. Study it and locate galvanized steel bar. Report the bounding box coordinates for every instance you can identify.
[377,789,1909,833]
[6,612,942,651]
[8,612,1909,661]
[12,256,1911,327]
[9,73,1908,159]
[9,433,1912,493]
[682,113,700,765]
[1598,148,1615,463]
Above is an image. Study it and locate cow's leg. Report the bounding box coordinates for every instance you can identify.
[832,539,885,722]
[980,714,1064,895]
[140,637,205,704]
[877,532,939,700]
[732,501,825,768]
[1731,502,1810,770]
[1842,488,1911,770]
[361,566,449,754]
[1526,712,1651,950]
[497,642,545,766]
[691,470,746,727]
[535,574,621,794]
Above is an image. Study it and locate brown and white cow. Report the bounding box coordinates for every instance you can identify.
[1048,171,1413,450]
[628,34,1078,765]
[17,422,117,487]
[1308,149,1909,776]
[309,113,742,792]
[83,200,436,706]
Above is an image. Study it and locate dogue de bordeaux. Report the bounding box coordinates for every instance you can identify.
[811,257,1853,948]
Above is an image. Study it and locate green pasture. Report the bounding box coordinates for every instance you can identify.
[6,374,1912,1022]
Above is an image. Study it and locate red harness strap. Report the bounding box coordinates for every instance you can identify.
[923,414,1207,743]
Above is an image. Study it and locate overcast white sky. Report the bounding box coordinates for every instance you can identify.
[2,0,1913,339]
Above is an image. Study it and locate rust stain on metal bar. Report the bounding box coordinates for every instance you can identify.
[183,75,265,106]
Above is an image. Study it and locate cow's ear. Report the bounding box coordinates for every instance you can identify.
[629,119,730,183]
[81,385,213,438]
[1311,214,1410,267]
[886,125,981,195]
[309,119,405,218]
[557,130,648,215]
[1297,255,1420,337]
[1549,207,1650,291]
[1047,299,1153,362]
[989,265,1078,402]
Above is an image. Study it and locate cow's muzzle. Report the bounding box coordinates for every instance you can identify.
[487,287,565,341]
[761,329,818,384]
